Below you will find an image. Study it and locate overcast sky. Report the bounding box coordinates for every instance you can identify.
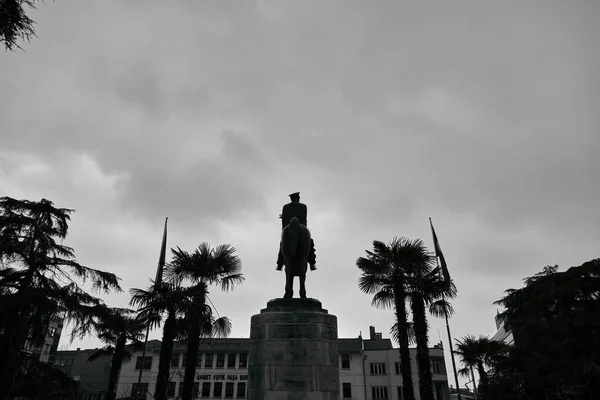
[1,0,599,387]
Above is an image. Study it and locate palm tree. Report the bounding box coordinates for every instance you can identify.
[167,244,243,400]
[454,335,506,395]
[130,280,216,400]
[407,266,457,400]
[0,197,122,399]
[131,282,181,400]
[88,307,145,400]
[357,237,431,400]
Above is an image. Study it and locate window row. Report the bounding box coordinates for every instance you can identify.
[372,386,405,399]
[365,361,445,376]
[131,381,246,399]
[134,353,248,370]
[53,358,74,366]
[342,383,405,399]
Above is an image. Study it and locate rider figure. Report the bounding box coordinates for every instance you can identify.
[277,192,317,271]
[280,192,307,229]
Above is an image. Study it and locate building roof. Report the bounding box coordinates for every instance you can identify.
[338,338,362,353]
[363,338,394,351]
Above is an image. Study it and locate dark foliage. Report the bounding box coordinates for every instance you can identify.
[10,352,79,400]
[0,197,122,398]
[0,0,46,51]
[490,259,600,400]
[454,335,508,397]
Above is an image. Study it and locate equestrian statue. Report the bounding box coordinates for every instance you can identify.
[276,192,317,298]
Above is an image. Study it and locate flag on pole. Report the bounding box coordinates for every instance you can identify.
[154,217,168,287]
[429,217,451,283]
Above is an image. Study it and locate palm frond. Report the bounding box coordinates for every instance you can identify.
[88,346,113,362]
[211,316,232,339]
[390,321,416,346]
[356,254,390,277]
[217,273,245,292]
[371,289,395,309]
[358,273,387,295]
[429,299,454,318]
[122,350,134,362]
[458,366,471,378]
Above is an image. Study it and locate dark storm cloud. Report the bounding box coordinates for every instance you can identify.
[117,129,270,225]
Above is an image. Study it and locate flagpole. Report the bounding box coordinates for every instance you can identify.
[429,218,462,400]
[134,217,168,400]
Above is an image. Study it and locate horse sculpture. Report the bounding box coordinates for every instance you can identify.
[280,217,312,298]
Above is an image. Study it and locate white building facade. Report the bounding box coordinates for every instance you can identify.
[339,327,449,400]
[117,339,250,400]
[116,327,449,400]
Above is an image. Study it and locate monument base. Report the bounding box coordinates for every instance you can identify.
[247,298,340,400]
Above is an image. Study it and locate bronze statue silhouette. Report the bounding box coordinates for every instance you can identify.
[280,217,312,298]
[276,192,317,298]
[277,192,316,271]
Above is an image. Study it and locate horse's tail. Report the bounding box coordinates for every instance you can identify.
[287,217,299,257]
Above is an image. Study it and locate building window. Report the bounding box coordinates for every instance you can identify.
[341,353,350,369]
[238,353,248,368]
[170,353,180,368]
[135,356,152,370]
[204,353,213,368]
[370,362,386,375]
[432,360,443,374]
[372,386,388,399]
[225,382,234,398]
[214,382,223,397]
[434,383,445,400]
[131,383,149,400]
[167,381,177,397]
[397,386,404,399]
[48,327,57,337]
[193,382,200,398]
[42,344,50,354]
[342,382,352,398]
[66,358,74,366]
[201,382,211,398]
[236,382,246,398]
[197,353,203,368]
[395,362,401,375]
[227,353,236,368]
[216,353,225,368]
[182,353,187,368]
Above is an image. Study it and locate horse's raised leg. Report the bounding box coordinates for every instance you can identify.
[284,270,293,298]
[299,273,306,298]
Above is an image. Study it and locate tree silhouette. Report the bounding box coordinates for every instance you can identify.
[166,244,243,400]
[1,0,46,50]
[0,197,122,399]
[357,237,430,400]
[493,259,600,400]
[89,307,145,400]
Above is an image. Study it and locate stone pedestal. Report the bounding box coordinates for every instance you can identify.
[247,298,340,400]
